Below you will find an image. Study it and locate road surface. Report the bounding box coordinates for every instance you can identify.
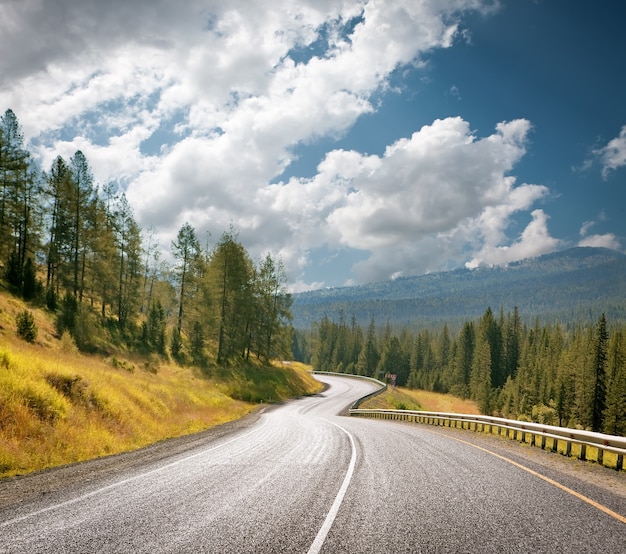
[0,374,624,553]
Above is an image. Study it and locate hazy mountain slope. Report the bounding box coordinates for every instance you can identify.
[292,247,626,328]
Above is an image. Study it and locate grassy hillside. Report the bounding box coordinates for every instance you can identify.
[0,292,322,479]
[361,386,480,414]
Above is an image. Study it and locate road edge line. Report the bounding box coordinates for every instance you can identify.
[307,421,357,554]
[432,430,626,525]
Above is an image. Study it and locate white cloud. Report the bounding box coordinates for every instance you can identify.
[578,218,621,251]
[595,125,626,178]
[578,233,621,250]
[466,210,561,268]
[2,0,557,288]
[327,118,534,249]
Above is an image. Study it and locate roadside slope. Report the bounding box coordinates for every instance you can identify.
[0,293,322,479]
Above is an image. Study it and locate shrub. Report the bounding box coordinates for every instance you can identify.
[16,310,37,343]
[531,403,558,426]
[111,356,134,372]
[46,373,88,402]
[59,330,78,354]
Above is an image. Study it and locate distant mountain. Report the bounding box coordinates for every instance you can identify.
[291,247,626,329]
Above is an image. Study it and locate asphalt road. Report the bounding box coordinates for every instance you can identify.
[0,374,624,553]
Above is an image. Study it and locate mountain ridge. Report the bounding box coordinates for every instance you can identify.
[291,247,626,329]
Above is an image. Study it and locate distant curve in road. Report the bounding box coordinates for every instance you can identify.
[1,375,624,553]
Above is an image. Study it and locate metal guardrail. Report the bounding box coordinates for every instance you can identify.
[350,408,626,471]
[313,371,626,471]
[314,371,626,471]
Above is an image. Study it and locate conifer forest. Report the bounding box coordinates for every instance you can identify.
[298,307,626,435]
[0,109,292,365]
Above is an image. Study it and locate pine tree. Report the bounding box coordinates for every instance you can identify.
[356,317,379,377]
[449,321,474,398]
[0,110,40,280]
[112,194,143,331]
[45,156,73,300]
[16,309,37,343]
[253,253,292,362]
[590,314,608,432]
[171,222,200,336]
[377,336,409,386]
[603,329,626,435]
[208,230,254,364]
[69,151,95,300]
[503,307,522,380]
[470,335,493,414]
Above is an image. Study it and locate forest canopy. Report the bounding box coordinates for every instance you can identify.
[298,308,626,436]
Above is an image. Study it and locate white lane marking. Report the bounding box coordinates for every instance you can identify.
[0,425,261,528]
[307,421,357,554]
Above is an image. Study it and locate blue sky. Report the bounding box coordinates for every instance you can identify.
[1,0,625,290]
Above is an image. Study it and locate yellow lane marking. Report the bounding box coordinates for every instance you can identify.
[431,430,626,525]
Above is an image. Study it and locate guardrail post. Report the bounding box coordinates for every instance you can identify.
[617,453,624,471]
[579,443,587,461]
[597,448,604,466]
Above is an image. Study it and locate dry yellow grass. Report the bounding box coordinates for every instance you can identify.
[362,386,480,414]
[0,293,322,478]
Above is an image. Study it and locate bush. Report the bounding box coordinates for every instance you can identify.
[59,330,78,354]
[531,403,558,426]
[16,310,37,343]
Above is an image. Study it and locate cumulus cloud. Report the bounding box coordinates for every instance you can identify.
[594,125,626,178]
[578,219,622,251]
[466,210,561,269]
[0,0,562,288]
[261,117,556,283]
[578,233,621,250]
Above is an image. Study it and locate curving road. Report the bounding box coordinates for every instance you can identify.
[0,374,624,553]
